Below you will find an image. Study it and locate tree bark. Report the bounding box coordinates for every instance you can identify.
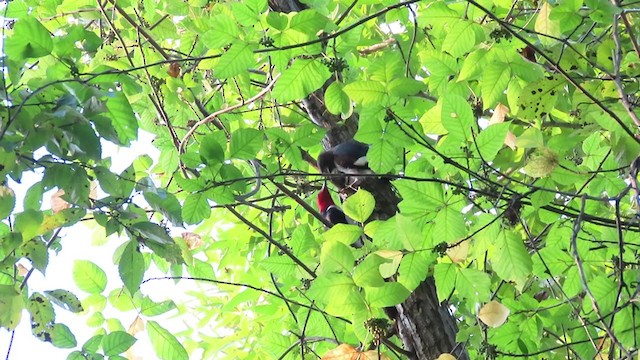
[268,2,469,359]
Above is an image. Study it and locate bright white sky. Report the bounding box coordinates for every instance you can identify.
[0,132,198,359]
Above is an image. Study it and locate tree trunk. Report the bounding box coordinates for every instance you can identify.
[268,2,469,359]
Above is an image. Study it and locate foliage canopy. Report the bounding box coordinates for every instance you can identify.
[1,0,640,359]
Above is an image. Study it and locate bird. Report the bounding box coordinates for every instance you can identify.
[316,184,364,248]
[317,140,371,176]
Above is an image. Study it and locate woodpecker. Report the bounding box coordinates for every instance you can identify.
[316,184,364,248]
[317,140,371,176]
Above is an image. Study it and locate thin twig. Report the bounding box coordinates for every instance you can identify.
[570,194,631,357]
[142,276,345,320]
[610,15,640,128]
[179,73,281,153]
[225,205,317,278]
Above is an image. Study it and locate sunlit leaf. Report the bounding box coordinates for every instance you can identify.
[342,189,375,223]
[5,16,53,59]
[272,59,331,102]
[102,331,137,356]
[147,321,188,360]
[73,260,107,294]
[118,240,145,295]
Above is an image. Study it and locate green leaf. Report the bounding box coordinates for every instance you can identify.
[50,323,77,348]
[141,296,176,317]
[147,320,188,360]
[130,222,174,245]
[5,16,53,59]
[19,238,48,274]
[5,0,29,18]
[0,186,15,219]
[105,92,138,146]
[517,76,563,120]
[367,140,397,174]
[432,207,466,244]
[102,331,137,356]
[260,255,298,277]
[342,189,375,223]
[272,59,331,102]
[369,54,403,83]
[343,80,387,106]
[588,276,617,314]
[455,268,491,302]
[182,192,211,225]
[387,78,426,98]
[307,273,356,304]
[458,49,488,81]
[202,15,240,48]
[0,285,23,330]
[516,128,544,148]
[481,63,511,109]
[28,292,54,329]
[322,223,363,246]
[320,241,354,274]
[474,122,509,161]
[613,306,639,348]
[434,263,457,301]
[581,132,608,170]
[67,122,102,161]
[73,260,107,294]
[200,134,225,164]
[353,254,387,288]
[493,230,533,286]
[14,209,43,240]
[442,94,474,142]
[324,82,351,115]
[214,42,254,79]
[118,240,145,295]
[23,182,43,211]
[143,190,183,227]
[0,147,16,180]
[82,334,104,353]
[395,180,444,209]
[94,166,122,197]
[397,252,433,291]
[396,214,428,251]
[229,128,263,160]
[44,289,83,313]
[145,240,184,265]
[366,282,410,307]
[442,20,477,57]
[289,9,328,36]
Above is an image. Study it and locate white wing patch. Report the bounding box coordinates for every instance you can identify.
[352,156,368,167]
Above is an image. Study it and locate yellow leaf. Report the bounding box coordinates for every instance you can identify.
[128,315,145,335]
[534,2,561,46]
[182,232,203,250]
[321,344,358,360]
[89,181,98,201]
[374,250,403,278]
[361,350,391,359]
[446,241,469,263]
[478,300,510,328]
[488,103,509,125]
[39,212,67,234]
[489,103,516,149]
[17,263,29,276]
[50,189,70,213]
[436,354,457,360]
